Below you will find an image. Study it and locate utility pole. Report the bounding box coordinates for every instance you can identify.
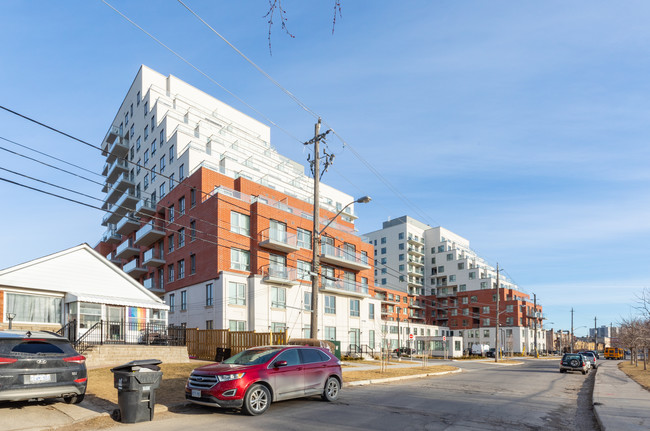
[495,263,500,363]
[533,293,538,358]
[570,308,574,353]
[594,316,597,351]
[397,313,401,359]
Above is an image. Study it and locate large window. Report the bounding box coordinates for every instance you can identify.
[229,320,246,331]
[350,299,360,317]
[304,291,312,311]
[230,248,250,271]
[369,303,375,319]
[297,228,311,249]
[297,260,311,280]
[5,293,62,324]
[324,326,336,340]
[324,295,336,314]
[228,282,246,305]
[231,212,250,236]
[271,287,286,308]
[180,291,187,311]
[205,283,213,306]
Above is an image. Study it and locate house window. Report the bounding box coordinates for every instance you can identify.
[460,284,466,292]
[179,196,186,215]
[324,326,336,340]
[168,264,175,282]
[304,291,312,311]
[463,308,469,316]
[462,297,468,304]
[271,286,286,308]
[438,266,444,273]
[271,322,285,333]
[206,320,213,329]
[178,259,185,279]
[178,228,185,248]
[4,293,61,324]
[228,282,246,305]
[205,283,213,306]
[506,305,514,312]
[506,317,513,325]
[169,293,175,312]
[190,221,196,241]
[231,248,250,271]
[369,303,375,319]
[297,228,311,249]
[484,319,490,326]
[324,295,336,314]
[350,299,360,317]
[450,275,456,282]
[229,320,246,331]
[231,212,250,236]
[180,291,187,311]
[136,159,141,174]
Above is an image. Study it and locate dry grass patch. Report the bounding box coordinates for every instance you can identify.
[343,365,458,382]
[618,361,650,391]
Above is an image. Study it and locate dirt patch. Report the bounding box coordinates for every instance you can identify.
[342,365,458,382]
[618,361,650,391]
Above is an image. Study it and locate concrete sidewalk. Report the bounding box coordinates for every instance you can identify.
[593,360,650,430]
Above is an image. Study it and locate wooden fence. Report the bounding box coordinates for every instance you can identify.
[186,329,287,361]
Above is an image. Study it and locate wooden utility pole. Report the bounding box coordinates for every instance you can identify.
[570,308,574,353]
[309,119,322,339]
[594,316,597,351]
[495,263,500,363]
[533,293,538,358]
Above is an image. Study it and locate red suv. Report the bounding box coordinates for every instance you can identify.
[186,345,342,415]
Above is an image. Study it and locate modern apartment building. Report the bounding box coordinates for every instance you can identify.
[365,216,545,353]
[95,66,450,353]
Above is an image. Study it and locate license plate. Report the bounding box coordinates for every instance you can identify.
[192,389,201,398]
[26,374,52,384]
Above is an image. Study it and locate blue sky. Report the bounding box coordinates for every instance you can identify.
[1,1,649,336]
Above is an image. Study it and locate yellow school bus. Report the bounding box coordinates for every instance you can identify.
[604,347,624,359]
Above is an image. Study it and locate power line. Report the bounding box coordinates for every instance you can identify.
[0,166,103,202]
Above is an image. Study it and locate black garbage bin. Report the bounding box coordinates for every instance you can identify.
[111,359,163,423]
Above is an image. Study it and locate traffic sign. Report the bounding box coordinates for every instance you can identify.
[409,333,414,340]
[443,336,447,341]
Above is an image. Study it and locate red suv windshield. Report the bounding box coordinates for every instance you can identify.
[223,347,283,365]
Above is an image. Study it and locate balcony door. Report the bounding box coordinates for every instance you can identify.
[270,253,287,278]
[270,220,287,242]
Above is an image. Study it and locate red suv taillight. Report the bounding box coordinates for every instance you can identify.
[0,357,17,365]
[63,355,86,364]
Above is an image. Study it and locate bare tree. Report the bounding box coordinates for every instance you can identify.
[265,0,343,54]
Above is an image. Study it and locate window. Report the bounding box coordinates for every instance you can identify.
[178,259,185,279]
[297,228,311,249]
[469,271,476,280]
[5,293,61,324]
[458,262,465,270]
[324,295,336,314]
[179,163,185,181]
[381,247,386,254]
[438,245,444,252]
[399,264,405,271]
[180,291,187,311]
[369,303,375,319]
[381,237,386,244]
[144,149,149,166]
[136,91,141,105]
[190,254,196,274]
[231,212,250,236]
[398,232,404,240]
[506,317,514,325]
[144,125,149,140]
[381,257,386,265]
[179,196,185,215]
[399,243,404,250]
[271,286,286,308]
[169,293,175,312]
[324,326,336,341]
[190,188,196,207]
[151,115,155,130]
[304,291,312,311]
[169,144,174,163]
[350,299,360,317]
[125,112,129,126]
[144,174,149,190]
[169,205,175,223]
[190,220,196,241]
[470,295,478,303]
[206,320,213,329]
[169,173,175,190]
[482,306,490,313]
[144,101,148,115]
[483,319,490,326]
[151,165,156,181]
[271,322,285,333]
[381,268,387,274]
[398,254,404,261]
[136,158,141,174]
[229,320,246,331]
[168,264,175,282]
[228,282,246,305]
[463,308,469,315]
[438,266,444,273]
[481,281,487,289]
[462,297,468,304]
[450,275,456,282]
[178,228,185,247]
[205,283,213,306]
[447,253,453,261]
[381,278,387,285]
[231,248,250,271]
[168,234,174,253]
[136,136,141,151]
[160,156,165,173]
[159,182,165,198]
[151,139,156,155]
[160,129,165,144]
[460,284,466,292]
[506,305,514,312]
[297,260,311,280]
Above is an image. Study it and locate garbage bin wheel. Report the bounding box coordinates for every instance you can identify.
[63,393,85,404]
[111,408,122,421]
[242,384,270,416]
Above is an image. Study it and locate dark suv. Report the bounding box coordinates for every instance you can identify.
[0,330,87,403]
[559,353,589,375]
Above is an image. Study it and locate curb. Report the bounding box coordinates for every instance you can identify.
[344,368,462,387]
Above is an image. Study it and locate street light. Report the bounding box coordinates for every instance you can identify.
[310,196,372,339]
[6,312,16,330]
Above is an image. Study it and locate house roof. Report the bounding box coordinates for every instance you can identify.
[0,244,167,310]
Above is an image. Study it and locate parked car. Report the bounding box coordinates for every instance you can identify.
[586,350,600,359]
[581,351,598,370]
[559,353,589,375]
[392,347,415,356]
[286,338,336,355]
[0,330,87,403]
[186,345,342,415]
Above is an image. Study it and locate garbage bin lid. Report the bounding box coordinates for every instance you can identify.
[111,359,162,372]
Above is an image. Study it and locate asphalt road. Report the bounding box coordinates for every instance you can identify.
[115,359,600,431]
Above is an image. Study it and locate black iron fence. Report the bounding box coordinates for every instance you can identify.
[70,320,187,353]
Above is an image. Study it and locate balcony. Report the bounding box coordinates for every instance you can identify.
[115,188,138,212]
[143,278,165,295]
[319,244,370,271]
[262,265,299,286]
[407,266,424,277]
[106,159,129,184]
[407,245,424,256]
[259,228,299,253]
[101,226,121,245]
[143,248,165,267]
[135,198,156,217]
[407,234,424,245]
[115,240,140,260]
[116,215,140,236]
[407,256,424,266]
[319,278,370,298]
[106,252,122,265]
[123,259,147,278]
[134,220,165,247]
